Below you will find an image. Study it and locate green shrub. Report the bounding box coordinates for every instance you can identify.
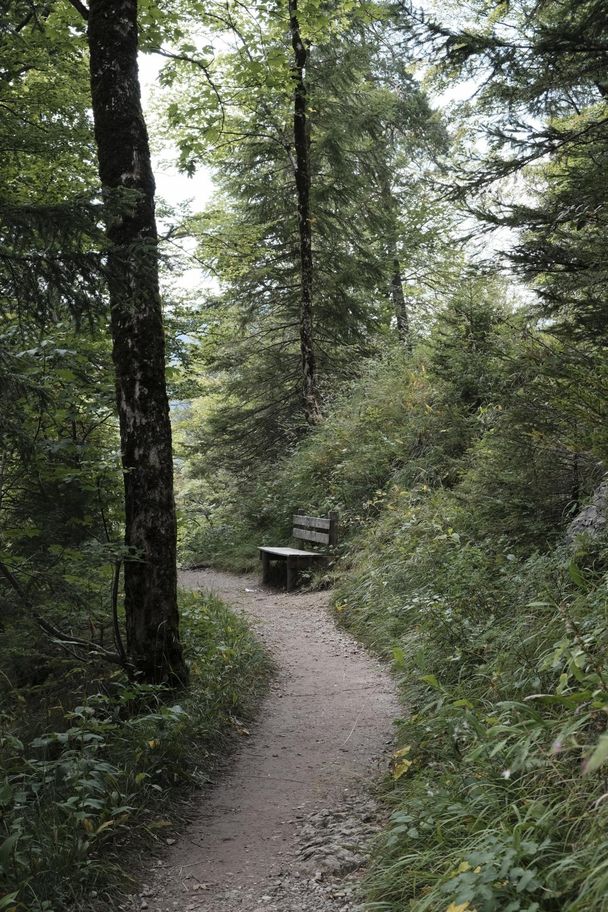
[176,344,475,570]
[0,591,271,912]
[335,483,608,912]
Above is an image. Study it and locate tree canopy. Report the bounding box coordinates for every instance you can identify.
[3,0,608,908]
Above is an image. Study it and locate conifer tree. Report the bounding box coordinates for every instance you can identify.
[161,0,446,471]
[418,0,608,341]
[288,0,321,423]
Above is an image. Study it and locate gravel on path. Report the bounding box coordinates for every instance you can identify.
[127,569,400,912]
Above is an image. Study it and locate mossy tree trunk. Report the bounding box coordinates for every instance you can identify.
[289,0,321,425]
[87,0,188,686]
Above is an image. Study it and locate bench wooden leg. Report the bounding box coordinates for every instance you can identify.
[261,551,270,584]
[286,556,294,591]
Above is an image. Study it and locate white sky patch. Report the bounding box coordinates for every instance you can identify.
[139,51,215,295]
[139,51,214,213]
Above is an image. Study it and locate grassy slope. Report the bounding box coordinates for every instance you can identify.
[186,345,608,911]
[177,349,464,574]
[0,590,272,912]
[338,491,608,912]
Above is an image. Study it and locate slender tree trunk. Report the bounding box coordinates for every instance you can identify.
[87,0,188,686]
[379,173,413,351]
[391,257,412,352]
[288,0,321,425]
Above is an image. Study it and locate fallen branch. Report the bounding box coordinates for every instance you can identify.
[0,559,130,670]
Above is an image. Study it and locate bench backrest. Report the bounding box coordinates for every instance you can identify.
[292,510,339,548]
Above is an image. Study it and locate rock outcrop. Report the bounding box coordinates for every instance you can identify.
[566,480,608,545]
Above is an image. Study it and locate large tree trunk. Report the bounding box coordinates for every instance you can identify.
[391,257,412,351]
[87,0,188,686]
[288,0,321,425]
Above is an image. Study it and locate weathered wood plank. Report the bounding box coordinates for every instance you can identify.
[286,555,295,591]
[292,527,330,545]
[259,510,338,589]
[292,514,331,530]
[259,546,323,558]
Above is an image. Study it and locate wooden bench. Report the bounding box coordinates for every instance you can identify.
[259,510,339,590]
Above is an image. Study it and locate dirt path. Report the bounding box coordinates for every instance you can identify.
[132,569,400,912]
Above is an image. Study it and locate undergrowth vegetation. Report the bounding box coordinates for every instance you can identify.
[0,591,270,912]
[340,496,608,912]
[176,286,498,573]
[180,287,608,910]
[7,0,608,908]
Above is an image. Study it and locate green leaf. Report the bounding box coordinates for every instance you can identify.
[392,646,405,668]
[568,561,586,589]
[526,690,592,706]
[584,732,608,775]
[0,831,20,867]
[0,781,13,807]
[420,673,442,690]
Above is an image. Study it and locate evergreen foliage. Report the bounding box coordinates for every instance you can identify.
[422,0,608,340]
[161,0,450,467]
[4,0,608,907]
[0,0,118,630]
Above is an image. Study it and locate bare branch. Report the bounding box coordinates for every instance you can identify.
[66,0,89,20]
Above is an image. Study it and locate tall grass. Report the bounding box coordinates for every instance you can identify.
[337,485,608,911]
[176,348,460,570]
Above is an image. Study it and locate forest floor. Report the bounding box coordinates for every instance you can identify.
[123,569,399,912]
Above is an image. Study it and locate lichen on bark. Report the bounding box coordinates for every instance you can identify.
[87,0,188,686]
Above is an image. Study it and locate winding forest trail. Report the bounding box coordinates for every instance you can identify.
[131,569,400,912]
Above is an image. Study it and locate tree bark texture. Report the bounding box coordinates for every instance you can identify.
[391,257,412,351]
[87,0,188,686]
[288,0,321,425]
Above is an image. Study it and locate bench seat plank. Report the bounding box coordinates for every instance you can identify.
[259,511,338,589]
[258,546,324,558]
